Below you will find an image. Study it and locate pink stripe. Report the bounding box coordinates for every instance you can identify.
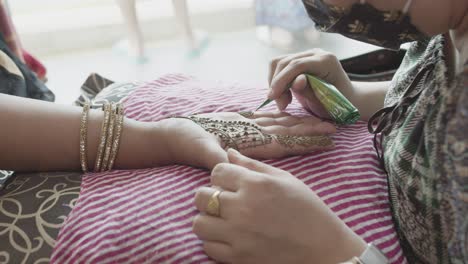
[330,196,389,212]
[313,175,386,192]
[58,173,209,256]
[54,175,207,258]
[339,203,390,220]
[79,205,197,263]
[63,169,204,232]
[51,74,406,264]
[318,183,387,200]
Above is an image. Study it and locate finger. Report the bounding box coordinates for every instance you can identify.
[194,187,237,218]
[203,241,233,263]
[255,115,303,127]
[291,74,314,99]
[205,142,229,170]
[192,140,228,170]
[290,74,328,116]
[268,55,286,86]
[270,56,327,100]
[193,214,231,243]
[275,90,293,111]
[211,163,244,192]
[273,134,335,155]
[227,148,282,175]
[270,52,320,110]
[261,120,337,136]
[270,50,318,88]
[251,111,291,119]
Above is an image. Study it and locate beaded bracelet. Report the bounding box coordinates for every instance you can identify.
[94,103,112,172]
[107,103,124,171]
[80,102,125,173]
[79,103,91,172]
[101,103,116,172]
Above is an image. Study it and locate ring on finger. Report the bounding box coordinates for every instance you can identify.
[206,190,223,217]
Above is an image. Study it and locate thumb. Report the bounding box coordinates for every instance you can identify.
[291,74,319,105]
[227,148,280,175]
[291,74,329,118]
[290,74,309,93]
[201,142,228,170]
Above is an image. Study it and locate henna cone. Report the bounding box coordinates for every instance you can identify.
[306,74,360,125]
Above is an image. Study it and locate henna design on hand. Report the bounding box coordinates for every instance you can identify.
[175,116,272,150]
[274,135,333,149]
[173,114,333,151]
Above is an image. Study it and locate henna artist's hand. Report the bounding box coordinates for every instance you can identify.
[158,111,336,170]
[193,149,367,264]
[268,49,355,116]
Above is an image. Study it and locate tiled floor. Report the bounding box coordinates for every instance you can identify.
[42,29,378,104]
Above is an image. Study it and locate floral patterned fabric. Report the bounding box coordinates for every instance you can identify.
[0,172,82,263]
[381,35,468,263]
[0,75,140,263]
[302,0,467,261]
[302,0,429,50]
[0,170,13,189]
[0,0,47,80]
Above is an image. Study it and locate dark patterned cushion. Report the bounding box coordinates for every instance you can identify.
[0,73,135,263]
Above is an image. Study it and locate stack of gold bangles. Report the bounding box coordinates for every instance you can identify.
[79,102,125,173]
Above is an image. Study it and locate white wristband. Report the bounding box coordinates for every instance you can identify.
[359,243,389,264]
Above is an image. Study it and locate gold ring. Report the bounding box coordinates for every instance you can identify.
[206,190,222,217]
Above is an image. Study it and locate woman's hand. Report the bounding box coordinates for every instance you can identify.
[193,149,367,263]
[268,49,355,116]
[157,111,336,170]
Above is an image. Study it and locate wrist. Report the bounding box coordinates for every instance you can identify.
[148,119,173,166]
[349,81,390,120]
[309,213,367,264]
[338,225,367,262]
[325,221,367,264]
[345,81,360,108]
[112,118,171,169]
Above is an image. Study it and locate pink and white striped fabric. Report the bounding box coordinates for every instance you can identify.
[52,74,407,264]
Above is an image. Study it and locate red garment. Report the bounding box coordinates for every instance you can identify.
[22,50,47,81]
[0,1,47,81]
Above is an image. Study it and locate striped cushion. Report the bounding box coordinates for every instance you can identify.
[51,74,406,264]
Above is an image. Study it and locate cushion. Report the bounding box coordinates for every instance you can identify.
[51,74,406,264]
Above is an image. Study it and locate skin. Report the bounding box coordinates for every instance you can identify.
[194,0,468,263]
[268,48,389,120]
[0,94,335,171]
[268,0,468,119]
[1,0,465,262]
[194,149,367,264]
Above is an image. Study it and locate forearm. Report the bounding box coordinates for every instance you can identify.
[316,212,367,264]
[0,94,170,171]
[347,81,390,121]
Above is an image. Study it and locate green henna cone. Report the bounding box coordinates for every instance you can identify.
[306,74,360,125]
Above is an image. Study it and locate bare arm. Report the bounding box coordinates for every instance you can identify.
[347,81,389,121]
[0,94,171,171]
[0,91,347,172]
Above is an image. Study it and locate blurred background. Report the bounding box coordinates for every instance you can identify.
[9,0,377,104]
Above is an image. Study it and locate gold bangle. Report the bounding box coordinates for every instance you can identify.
[107,103,124,171]
[94,103,111,172]
[101,103,117,172]
[79,103,90,173]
